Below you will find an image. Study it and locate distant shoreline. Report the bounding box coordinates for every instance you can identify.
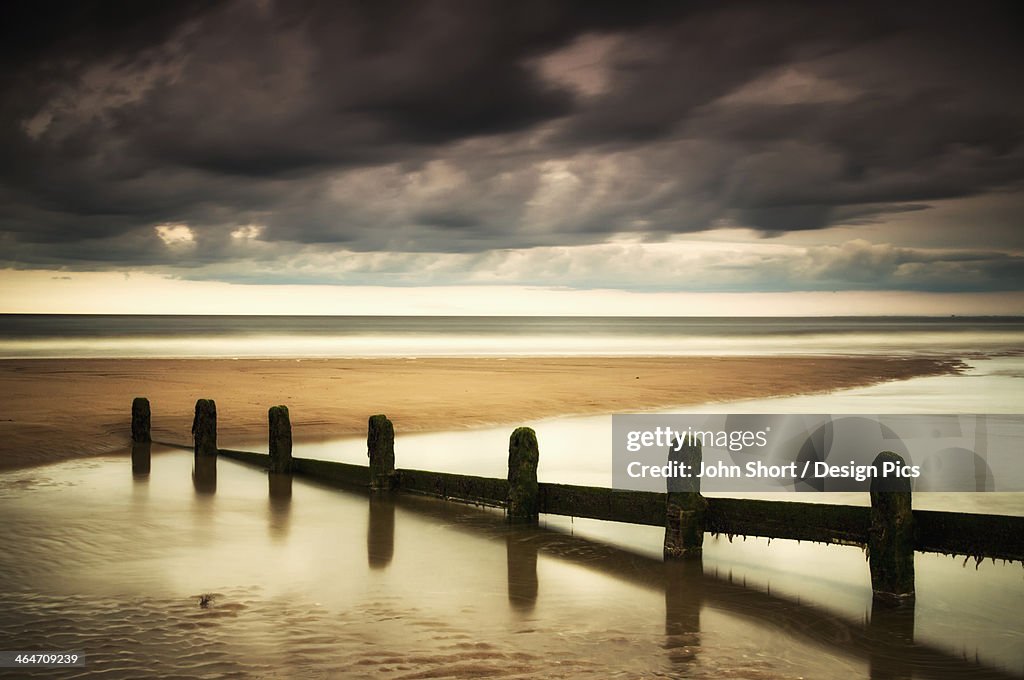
[0,356,963,471]
[1,315,1022,360]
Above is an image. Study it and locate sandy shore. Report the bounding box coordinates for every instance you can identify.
[0,356,962,470]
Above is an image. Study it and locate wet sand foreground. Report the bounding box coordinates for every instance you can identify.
[0,356,962,470]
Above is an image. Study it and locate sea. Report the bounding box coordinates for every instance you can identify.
[0,314,1022,358]
[0,314,1022,678]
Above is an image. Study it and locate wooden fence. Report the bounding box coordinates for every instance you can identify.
[131,397,1024,607]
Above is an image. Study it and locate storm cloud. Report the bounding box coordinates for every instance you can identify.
[0,0,1022,292]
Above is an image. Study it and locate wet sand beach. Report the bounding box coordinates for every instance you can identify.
[0,356,961,470]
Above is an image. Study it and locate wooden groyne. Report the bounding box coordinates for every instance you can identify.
[134,398,1024,606]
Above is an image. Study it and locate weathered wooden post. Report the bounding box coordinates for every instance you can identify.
[367,414,395,490]
[507,427,539,522]
[131,397,151,443]
[268,472,292,499]
[664,436,707,559]
[192,399,218,457]
[130,397,152,476]
[869,451,915,605]
[192,454,217,494]
[268,405,292,473]
[131,442,151,477]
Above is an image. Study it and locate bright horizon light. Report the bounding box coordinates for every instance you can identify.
[0,269,1020,316]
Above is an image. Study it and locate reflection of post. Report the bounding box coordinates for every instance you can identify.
[192,399,218,458]
[869,451,915,605]
[664,437,706,559]
[506,530,538,611]
[131,397,151,443]
[269,405,293,473]
[665,558,703,670]
[868,599,916,680]
[267,472,292,541]
[192,453,217,494]
[131,441,151,477]
[507,427,539,523]
[367,494,395,569]
[367,414,395,490]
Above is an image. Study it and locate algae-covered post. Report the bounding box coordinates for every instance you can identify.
[192,399,218,457]
[507,427,539,522]
[193,454,217,494]
[268,405,293,473]
[131,397,151,443]
[869,451,915,605]
[664,436,707,560]
[130,397,152,475]
[131,442,151,476]
[367,414,395,490]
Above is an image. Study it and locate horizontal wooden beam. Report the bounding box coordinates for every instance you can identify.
[707,497,870,546]
[539,483,664,526]
[397,468,507,507]
[294,457,370,487]
[219,449,371,487]
[914,509,1024,563]
[218,448,269,467]
[204,444,1024,562]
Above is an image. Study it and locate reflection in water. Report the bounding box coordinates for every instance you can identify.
[367,494,395,569]
[131,442,151,478]
[868,602,916,680]
[506,530,538,612]
[267,473,292,542]
[665,559,703,670]
[0,450,1019,679]
[192,455,217,495]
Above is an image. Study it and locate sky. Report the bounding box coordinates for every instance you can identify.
[0,0,1021,315]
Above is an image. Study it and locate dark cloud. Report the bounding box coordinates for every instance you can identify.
[0,0,1022,293]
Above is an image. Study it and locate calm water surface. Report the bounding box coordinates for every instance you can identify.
[1,316,1022,677]
[0,449,1021,679]
[1,315,1022,357]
